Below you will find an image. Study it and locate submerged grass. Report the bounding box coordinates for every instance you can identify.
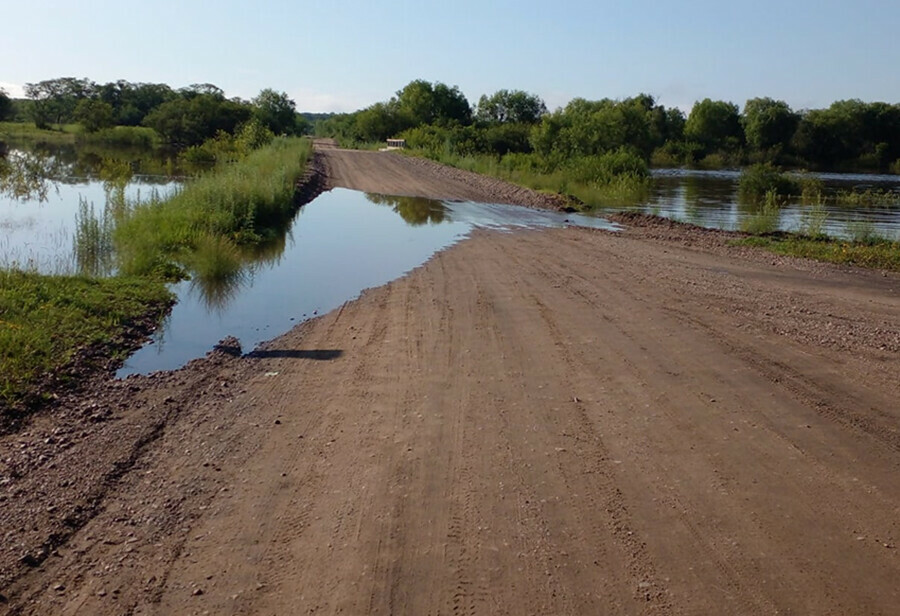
[0,270,172,412]
[739,189,783,234]
[114,136,311,276]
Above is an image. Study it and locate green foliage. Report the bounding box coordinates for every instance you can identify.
[395,79,471,127]
[0,88,11,122]
[739,189,782,234]
[833,188,900,207]
[567,148,649,185]
[115,137,311,276]
[0,270,172,410]
[799,200,828,238]
[252,89,297,135]
[475,90,547,125]
[845,219,884,245]
[74,98,115,133]
[685,98,743,155]
[741,98,799,154]
[76,125,157,148]
[736,235,900,271]
[142,92,251,147]
[738,163,800,201]
[24,77,96,129]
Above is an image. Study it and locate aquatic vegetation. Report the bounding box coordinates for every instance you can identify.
[738,163,799,202]
[739,189,782,234]
[833,188,900,207]
[799,200,829,239]
[114,137,311,276]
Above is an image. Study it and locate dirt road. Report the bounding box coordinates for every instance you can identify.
[1,148,899,615]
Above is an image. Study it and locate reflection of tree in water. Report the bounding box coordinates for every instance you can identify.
[365,193,448,226]
[0,148,70,202]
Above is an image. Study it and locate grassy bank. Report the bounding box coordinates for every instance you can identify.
[1,136,313,420]
[0,271,173,413]
[0,121,78,144]
[114,136,311,277]
[407,148,650,208]
[737,235,900,271]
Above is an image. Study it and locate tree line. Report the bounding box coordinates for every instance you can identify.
[0,78,310,147]
[317,80,900,173]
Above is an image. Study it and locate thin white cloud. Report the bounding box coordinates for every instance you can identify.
[0,82,25,98]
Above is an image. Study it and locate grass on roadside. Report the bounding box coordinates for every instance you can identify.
[0,270,173,412]
[408,148,650,208]
[736,235,900,271]
[114,136,312,276]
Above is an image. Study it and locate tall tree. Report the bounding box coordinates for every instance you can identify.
[0,88,11,122]
[684,99,743,153]
[475,89,547,124]
[741,98,799,153]
[252,89,297,135]
[24,77,96,128]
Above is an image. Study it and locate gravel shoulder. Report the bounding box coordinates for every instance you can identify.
[0,148,898,615]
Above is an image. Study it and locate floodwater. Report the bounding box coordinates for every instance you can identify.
[634,169,900,240]
[118,189,618,375]
[4,146,900,375]
[0,146,179,273]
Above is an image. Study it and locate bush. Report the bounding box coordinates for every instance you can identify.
[738,163,799,202]
[567,147,649,185]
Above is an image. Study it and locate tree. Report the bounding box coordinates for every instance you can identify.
[143,93,251,146]
[0,88,11,122]
[475,89,547,125]
[741,98,799,153]
[252,89,297,135]
[74,99,115,132]
[96,80,176,126]
[684,99,743,153]
[24,77,96,128]
[395,80,471,127]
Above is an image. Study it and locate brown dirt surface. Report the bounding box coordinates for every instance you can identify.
[0,146,898,615]
[317,140,569,210]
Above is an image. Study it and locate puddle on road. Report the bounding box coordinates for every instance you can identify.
[118,188,618,375]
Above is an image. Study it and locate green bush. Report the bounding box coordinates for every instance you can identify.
[738,163,800,202]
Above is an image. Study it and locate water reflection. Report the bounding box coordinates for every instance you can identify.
[365,193,448,225]
[640,169,900,240]
[0,146,181,274]
[0,149,68,202]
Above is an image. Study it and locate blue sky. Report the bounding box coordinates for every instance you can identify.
[2,0,898,113]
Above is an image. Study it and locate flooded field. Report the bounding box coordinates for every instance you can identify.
[0,145,179,273]
[636,169,900,240]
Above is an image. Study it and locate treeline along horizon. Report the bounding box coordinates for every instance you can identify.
[2,77,900,172]
[316,79,900,174]
[0,78,309,147]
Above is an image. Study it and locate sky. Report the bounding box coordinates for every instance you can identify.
[2,0,898,114]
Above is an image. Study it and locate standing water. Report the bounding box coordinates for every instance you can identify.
[118,189,618,375]
[632,169,900,240]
